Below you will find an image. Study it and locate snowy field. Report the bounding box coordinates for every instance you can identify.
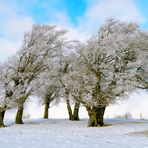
[1,118,148,148]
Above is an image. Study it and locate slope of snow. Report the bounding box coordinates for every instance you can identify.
[1,118,148,148]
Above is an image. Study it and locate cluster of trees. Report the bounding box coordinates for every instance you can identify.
[0,19,147,127]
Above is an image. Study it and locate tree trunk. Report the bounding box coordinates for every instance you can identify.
[44,102,50,119]
[72,101,80,120]
[66,99,73,120]
[15,106,24,124]
[87,107,98,127]
[0,110,5,127]
[96,106,106,127]
[86,106,106,127]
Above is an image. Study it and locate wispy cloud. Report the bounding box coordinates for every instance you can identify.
[0,1,33,39]
[0,1,34,61]
[77,0,146,35]
[0,38,20,62]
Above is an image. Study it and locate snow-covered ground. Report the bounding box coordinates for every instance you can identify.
[1,118,148,148]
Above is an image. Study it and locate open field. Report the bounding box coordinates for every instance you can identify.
[0,118,148,148]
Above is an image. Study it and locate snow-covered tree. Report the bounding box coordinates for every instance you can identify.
[58,50,81,121]
[0,62,15,127]
[1,19,147,128]
[133,32,148,89]
[34,65,61,119]
[32,35,80,120]
[63,19,147,127]
[7,24,67,124]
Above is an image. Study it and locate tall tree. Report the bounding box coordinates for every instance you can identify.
[9,24,66,124]
[59,55,81,121]
[0,63,15,127]
[134,32,148,89]
[64,19,147,127]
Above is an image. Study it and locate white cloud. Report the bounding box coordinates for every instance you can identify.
[46,10,90,42]
[55,0,147,43]
[50,11,72,27]
[3,16,33,40]
[0,38,20,62]
[77,0,146,35]
[65,27,90,41]
[55,25,90,42]
[0,1,34,62]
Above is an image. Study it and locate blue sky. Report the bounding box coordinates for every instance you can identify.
[1,0,148,27]
[13,0,87,25]
[0,0,148,62]
[5,0,148,24]
[4,0,148,24]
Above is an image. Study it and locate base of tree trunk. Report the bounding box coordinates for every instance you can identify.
[44,102,49,119]
[72,101,80,121]
[86,106,106,127]
[97,106,106,127]
[15,106,24,124]
[87,107,98,127]
[66,99,73,120]
[72,116,79,121]
[0,124,6,128]
[66,100,80,121]
[16,120,24,124]
[0,111,6,128]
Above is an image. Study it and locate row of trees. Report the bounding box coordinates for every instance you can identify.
[0,19,147,127]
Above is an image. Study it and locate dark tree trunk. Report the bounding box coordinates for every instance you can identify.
[0,110,5,127]
[96,106,106,127]
[15,106,24,124]
[72,101,80,120]
[86,106,106,127]
[44,102,50,119]
[66,99,73,120]
[87,107,98,127]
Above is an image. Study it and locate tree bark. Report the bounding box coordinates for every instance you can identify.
[15,106,24,124]
[66,99,73,120]
[72,101,80,120]
[86,106,106,127]
[96,106,106,127]
[87,107,98,127]
[44,102,50,119]
[0,110,5,127]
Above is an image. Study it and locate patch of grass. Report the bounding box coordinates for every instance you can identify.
[103,123,113,127]
[128,122,145,124]
[0,125,5,128]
